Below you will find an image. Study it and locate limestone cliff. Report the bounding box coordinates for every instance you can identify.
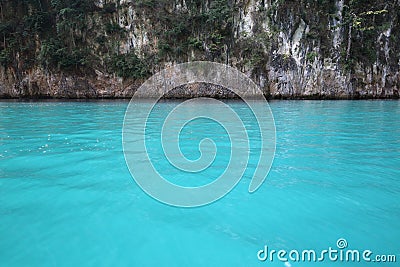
[0,0,399,99]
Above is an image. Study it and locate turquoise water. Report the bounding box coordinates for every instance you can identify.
[1,100,399,266]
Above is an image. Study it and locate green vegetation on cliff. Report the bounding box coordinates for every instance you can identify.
[0,0,399,98]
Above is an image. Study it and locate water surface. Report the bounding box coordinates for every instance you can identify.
[1,100,399,266]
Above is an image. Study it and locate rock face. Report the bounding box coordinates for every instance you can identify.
[163,83,238,99]
[0,68,139,99]
[0,0,399,99]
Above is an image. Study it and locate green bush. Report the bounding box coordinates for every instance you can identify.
[39,38,90,70]
[105,23,125,35]
[188,37,203,50]
[109,52,150,79]
[102,3,117,14]
[306,51,318,62]
[0,48,12,67]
